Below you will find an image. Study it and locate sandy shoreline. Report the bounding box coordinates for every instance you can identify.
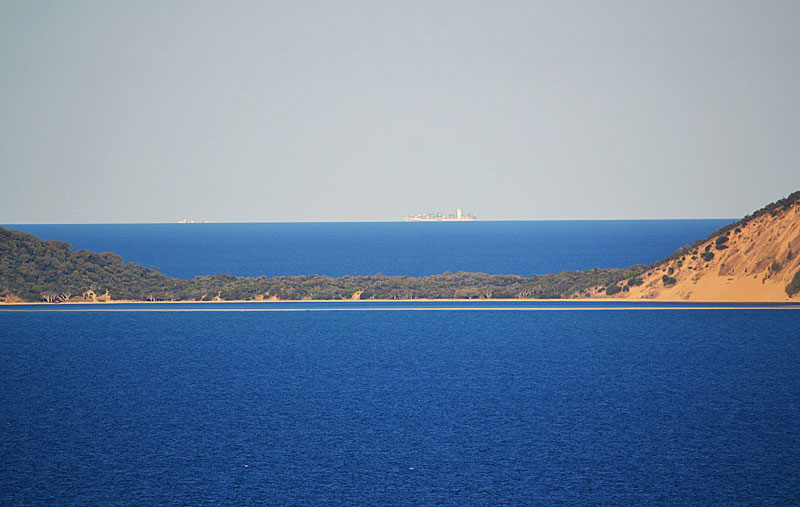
[1,297,797,306]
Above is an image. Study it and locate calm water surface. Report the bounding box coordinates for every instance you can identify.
[1,308,798,504]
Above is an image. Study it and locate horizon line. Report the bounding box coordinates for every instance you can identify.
[2,217,738,226]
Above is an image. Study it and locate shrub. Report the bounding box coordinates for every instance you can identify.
[606,284,622,295]
[700,252,715,262]
[788,250,794,261]
[668,267,675,275]
[770,261,781,272]
[786,271,800,297]
[627,277,643,287]
[716,236,729,246]
[662,275,677,286]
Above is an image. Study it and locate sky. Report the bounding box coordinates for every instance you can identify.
[1,1,799,223]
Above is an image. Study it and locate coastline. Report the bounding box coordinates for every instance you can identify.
[2,296,796,306]
[4,195,797,307]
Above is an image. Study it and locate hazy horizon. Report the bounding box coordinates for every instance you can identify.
[3,216,740,226]
[2,1,799,223]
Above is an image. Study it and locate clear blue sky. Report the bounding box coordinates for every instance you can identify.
[1,1,798,223]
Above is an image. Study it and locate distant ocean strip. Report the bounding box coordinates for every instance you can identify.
[4,220,735,279]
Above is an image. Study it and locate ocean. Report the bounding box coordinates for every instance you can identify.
[3,221,800,504]
[1,305,799,504]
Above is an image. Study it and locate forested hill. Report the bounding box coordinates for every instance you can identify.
[0,226,642,303]
[0,227,183,302]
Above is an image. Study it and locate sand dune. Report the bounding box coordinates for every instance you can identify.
[586,202,800,302]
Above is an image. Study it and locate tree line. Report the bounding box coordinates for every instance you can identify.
[0,226,643,302]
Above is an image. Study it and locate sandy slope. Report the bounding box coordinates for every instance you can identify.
[585,203,800,301]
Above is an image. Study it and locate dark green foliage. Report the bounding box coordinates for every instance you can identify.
[716,236,729,245]
[605,284,621,295]
[786,271,800,296]
[626,277,643,287]
[770,261,781,272]
[701,252,715,262]
[662,275,677,286]
[668,267,674,275]
[788,250,794,261]
[0,226,646,302]
[0,228,185,302]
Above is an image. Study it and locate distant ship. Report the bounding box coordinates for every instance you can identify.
[404,208,477,222]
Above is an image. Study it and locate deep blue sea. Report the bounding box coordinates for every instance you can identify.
[3,221,800,504]
[5,220,732,278]
[1,304,799,504]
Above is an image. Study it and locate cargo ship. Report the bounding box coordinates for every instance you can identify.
[404,208,477,222]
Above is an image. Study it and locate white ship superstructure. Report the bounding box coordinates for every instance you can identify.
[404,208,477,222]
